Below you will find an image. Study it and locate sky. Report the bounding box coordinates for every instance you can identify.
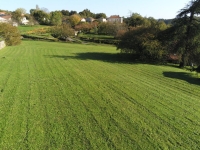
[1,0,190,19]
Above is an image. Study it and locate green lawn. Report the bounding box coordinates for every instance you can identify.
[0,41,200,149]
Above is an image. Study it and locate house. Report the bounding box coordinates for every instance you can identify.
[74,31,79,36]
[21,16,29,25]
[86,17,95,23]
[0,12,29,25]
[98,17,107,22]
[80,18,86,22]
[107,15,123,23]
[0,14,12,23]
[0,17,7,23]
[167,53,180,63]
[0,12,6,15]
[12,22,18,27]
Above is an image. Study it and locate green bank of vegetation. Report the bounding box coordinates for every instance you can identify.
[0,41,199,149]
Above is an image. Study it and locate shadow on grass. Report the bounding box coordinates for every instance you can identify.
[163,71,200,86]
[45,52,140,64]
[165,63,180,69]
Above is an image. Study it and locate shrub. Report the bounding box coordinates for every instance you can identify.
[0,23,21,46]
[50,24,74,40]
[117,22,168,61]
[115,30,127,39]
[98,23,128,36]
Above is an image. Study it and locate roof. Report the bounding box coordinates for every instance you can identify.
[168,54,179,60]
[108,15,121,18]
[0,12,6,15]
[0,15,11,20]
[85,17,95,22]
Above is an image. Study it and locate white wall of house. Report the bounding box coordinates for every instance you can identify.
[80,18,86,22]
[13,22,18,26]
[21,17,29,25]
[98,18,107,22]
[0,17,7,23]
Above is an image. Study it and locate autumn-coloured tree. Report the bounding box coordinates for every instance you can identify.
[75,23,92,33]
[69,14,81,27]
[75,22,98,33]
[0,23,21,46]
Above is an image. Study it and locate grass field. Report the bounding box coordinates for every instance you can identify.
[0,41,200,149]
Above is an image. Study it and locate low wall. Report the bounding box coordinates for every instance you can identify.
[0,41,6,50]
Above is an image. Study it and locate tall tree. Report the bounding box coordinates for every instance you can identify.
[31,10,50,25]
[50,11,62,25]
[95,13,107,19]
[162,0,200,67]
[79,9,95,18]
[69,11,77,16]
[125,13,145,27]
[61,10,70,16]
[11,8,26,24]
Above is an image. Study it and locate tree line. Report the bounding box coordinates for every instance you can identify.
[117,0,200,67]
[2,1,200,68]
[10,7,107,26]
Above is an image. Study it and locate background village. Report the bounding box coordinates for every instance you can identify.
[0,9,123,26]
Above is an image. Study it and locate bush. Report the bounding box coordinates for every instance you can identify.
[117,24,167,61]
[98,23,128,36]
[0,23,21,46]
[115,30,127,39]
[50,24,74,40]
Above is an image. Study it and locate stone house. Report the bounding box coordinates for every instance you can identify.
[107,15,123,23]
